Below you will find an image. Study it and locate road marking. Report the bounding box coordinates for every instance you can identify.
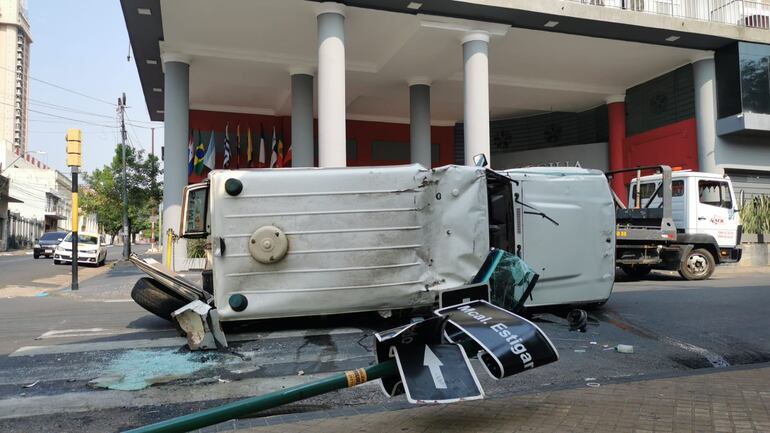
[660,336,730,368]
[102,299,134,303]
[13,327,364,357]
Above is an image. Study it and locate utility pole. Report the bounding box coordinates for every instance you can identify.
[65,129,82,291]
[119,93,131,258]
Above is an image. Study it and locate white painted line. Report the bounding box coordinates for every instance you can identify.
[13,327,363,357]
[11,337,188,357]
[102,299,134,303]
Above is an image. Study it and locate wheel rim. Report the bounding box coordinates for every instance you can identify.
[686,253,709,277]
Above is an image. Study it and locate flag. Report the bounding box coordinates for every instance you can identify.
[235,123,241,169]
[223,123,232,169]
[203,130,216,171]
[187,131,194,176]
[276,129,285,168]
[282,130,292,168]
[246,125,253,167]
[193,130,206,175]
[270,126,278,168]
[258,124,266,168]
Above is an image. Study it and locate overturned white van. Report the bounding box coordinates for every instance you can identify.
[131,164,615,326]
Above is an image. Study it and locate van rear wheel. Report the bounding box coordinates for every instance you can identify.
[678,248,715,281]
[131,277,189,321]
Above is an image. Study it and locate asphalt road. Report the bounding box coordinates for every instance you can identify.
[0,243,145,293]
[0,264,768,432]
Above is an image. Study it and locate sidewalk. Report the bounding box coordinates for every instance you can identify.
[0,248,32,257]
[230,364,770,433]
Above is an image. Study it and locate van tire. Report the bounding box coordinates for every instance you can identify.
[678,248,715,281]
[620,265,652,279]
[131,277,189,321]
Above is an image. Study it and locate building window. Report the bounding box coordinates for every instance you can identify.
[716,42,770,118]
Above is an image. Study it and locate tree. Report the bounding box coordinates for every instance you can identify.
[80,144,162,242]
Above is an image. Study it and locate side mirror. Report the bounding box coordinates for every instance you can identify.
[473,153,488,168]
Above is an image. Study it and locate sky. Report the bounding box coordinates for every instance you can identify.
[27,0,162,174]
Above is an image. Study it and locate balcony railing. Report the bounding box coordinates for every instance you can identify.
[570,0,770,29]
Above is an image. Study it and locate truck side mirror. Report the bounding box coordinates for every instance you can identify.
[180,182,210,239]
[473,153,488,168]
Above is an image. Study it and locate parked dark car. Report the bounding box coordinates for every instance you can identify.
[33,231,67,259]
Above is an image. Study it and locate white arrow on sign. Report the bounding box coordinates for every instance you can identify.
[423,345,447,389]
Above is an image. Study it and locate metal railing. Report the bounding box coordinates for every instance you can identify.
[570,0,770,29]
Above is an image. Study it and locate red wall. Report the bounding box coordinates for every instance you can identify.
[188,109,454,184]
[619,118,699,190]
[624,118,699,171]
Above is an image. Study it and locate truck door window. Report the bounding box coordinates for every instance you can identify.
[698,180,732,209]
[632,182,657,206]
[672,180,684,197]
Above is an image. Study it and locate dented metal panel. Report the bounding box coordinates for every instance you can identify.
[502,167,615,307]
[209,165,489,321]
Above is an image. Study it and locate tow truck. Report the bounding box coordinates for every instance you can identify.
[607,165,742,280]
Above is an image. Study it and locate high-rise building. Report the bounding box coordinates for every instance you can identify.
[0,0,30,172]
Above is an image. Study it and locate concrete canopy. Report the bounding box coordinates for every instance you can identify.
[125,0,708,123]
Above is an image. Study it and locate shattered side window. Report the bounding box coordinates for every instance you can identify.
[487,250,537,312]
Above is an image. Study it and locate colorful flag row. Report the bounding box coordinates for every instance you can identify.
[187,124,292,176]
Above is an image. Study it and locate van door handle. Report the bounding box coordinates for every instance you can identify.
[698,217,707,220]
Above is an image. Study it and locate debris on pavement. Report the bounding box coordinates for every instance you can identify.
[567,309,588,332]
[88,349,214,391]
[22,380,39,388]
[616,344,635,354]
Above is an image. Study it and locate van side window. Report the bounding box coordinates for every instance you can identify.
[698,180,732,209]
[672,180,684,197]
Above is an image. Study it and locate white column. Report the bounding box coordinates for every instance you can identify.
[409,78,432,168]
[692,53,720,174]
[161,53,190,268]
[316,2,346,167]
[462,31,491,166]
[290,68,315,167]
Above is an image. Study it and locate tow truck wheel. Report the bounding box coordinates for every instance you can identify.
[620,265,652,279]
[678,248,715,281]
[131,277,189,321]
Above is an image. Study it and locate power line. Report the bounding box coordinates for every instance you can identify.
[0,99,116,128]
[0,63,116,106]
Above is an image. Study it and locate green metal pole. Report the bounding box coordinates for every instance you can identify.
[125,360,398,433]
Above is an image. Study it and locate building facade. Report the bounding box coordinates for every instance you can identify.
[2,161,99,251]
[121,0,770,268]
[0,0,30,173]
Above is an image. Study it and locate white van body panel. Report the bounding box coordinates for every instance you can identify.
[209,165,490,321]
[502,167,616,307]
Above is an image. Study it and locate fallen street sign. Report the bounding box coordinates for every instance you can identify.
[374,316,483,402]
[439,282,490,308]
[435,300,559,379]
[393,343,483,403]
[374,316,445,397]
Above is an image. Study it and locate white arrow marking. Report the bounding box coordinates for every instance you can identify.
[423,345,447,389]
